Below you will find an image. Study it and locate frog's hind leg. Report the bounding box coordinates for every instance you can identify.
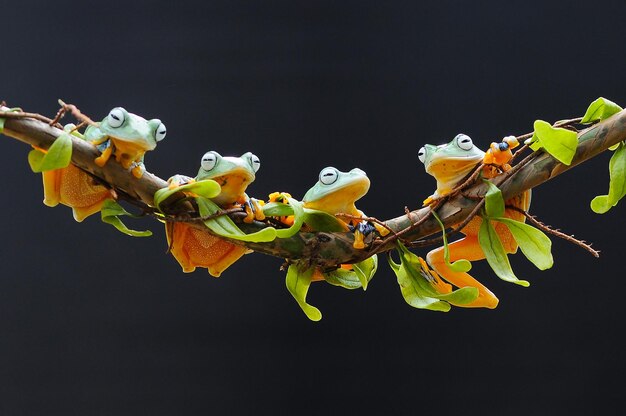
[426,235,499,309]
[42,169,62,207]
[167,223,248,277]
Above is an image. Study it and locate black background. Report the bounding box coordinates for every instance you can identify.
[2,1,626,414]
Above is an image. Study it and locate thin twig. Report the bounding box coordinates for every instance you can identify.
[508,206,600,257]
[0,110,62,129]
[163,206,245,223]
[55,100,98,127]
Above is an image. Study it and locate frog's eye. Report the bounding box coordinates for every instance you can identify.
[319,167,339,185]
[418,146,426,163]
[155,123,167,142]
[456,134,474,151]
[107,107,125,128]
[248,153,261,173]
[201,151,218,171]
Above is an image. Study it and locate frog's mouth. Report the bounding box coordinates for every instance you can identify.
[109,135,156,151]
[426,156,482,194]
[305,177,371,215]
[426,156,482,178]
[210,168,255,206]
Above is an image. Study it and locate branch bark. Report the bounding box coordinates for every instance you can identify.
[2,106,626,268]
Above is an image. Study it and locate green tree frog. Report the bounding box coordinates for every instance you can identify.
[302,167,375,249]
[86,107,166,178]
[41,107,166,221]
[166,150,264,277]
[418,134,531,308]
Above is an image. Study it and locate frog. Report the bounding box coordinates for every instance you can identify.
[302,167,376,250]
[418,133,531,308]
[86,107,166,178]
[166,150,264,277]
[41,107,166,221]
[283,167,382,319]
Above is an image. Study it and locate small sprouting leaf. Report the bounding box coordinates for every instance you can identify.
[496,217,553,270]
[286,264,322,321]
[100,199,152,237]
[483,180,505,218]
[478,220,529,287]
[27,133,73,172]
[196,197,277,242]
[532,120,578,165]
[581,97,623,124]
[154,179,221,212]
[324,268,364,290]
[590,142,626,214]
[352,255,378,290]
[431,211,471,273]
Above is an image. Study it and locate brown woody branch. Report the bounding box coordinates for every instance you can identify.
[2,105,625,268]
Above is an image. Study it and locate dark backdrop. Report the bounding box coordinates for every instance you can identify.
[2,1,626,415]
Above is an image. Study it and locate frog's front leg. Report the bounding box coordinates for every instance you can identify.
[241,195,266,223]
[426,236,499,309]
[130,159,146,179]
[93,139,113,167]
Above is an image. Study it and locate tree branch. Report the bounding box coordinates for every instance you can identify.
[2,105,625,268]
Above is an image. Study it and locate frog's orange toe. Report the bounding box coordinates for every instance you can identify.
[131,165,144,178]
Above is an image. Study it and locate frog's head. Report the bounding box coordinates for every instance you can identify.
[195,151,261,205]
[97,107,166,151]
[418,134,485,195]
[303,167,370,214]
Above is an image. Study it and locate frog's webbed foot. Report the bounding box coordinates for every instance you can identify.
[243,197,265,223]
[348,221,377,249]
[426,236,499,309]
[167,174,195,190]
[267,192,295,226]
[130,161,146,178]
[483,135,519,176]
[423,193,444,206]
[93,140,113,167]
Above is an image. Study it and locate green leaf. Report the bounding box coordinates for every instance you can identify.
[302,208,348,232]
[286,264,322,321]
[532,120,578,165]
[352,255,378,290]
[387,243,478,311]
[431,211,471,273]
[581,97,623,124]
[154,179,221,212]
[478,220,529,287]
[100,199,152,237]
[27,133,73,172]
[262,202,295,217]
[27,149,46,171]
[483,180,505,218]
[275,197,305,238]
[324,268,364,290]
[496,217,553,270]
[196,197,277,242]
[590,142,626,214]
